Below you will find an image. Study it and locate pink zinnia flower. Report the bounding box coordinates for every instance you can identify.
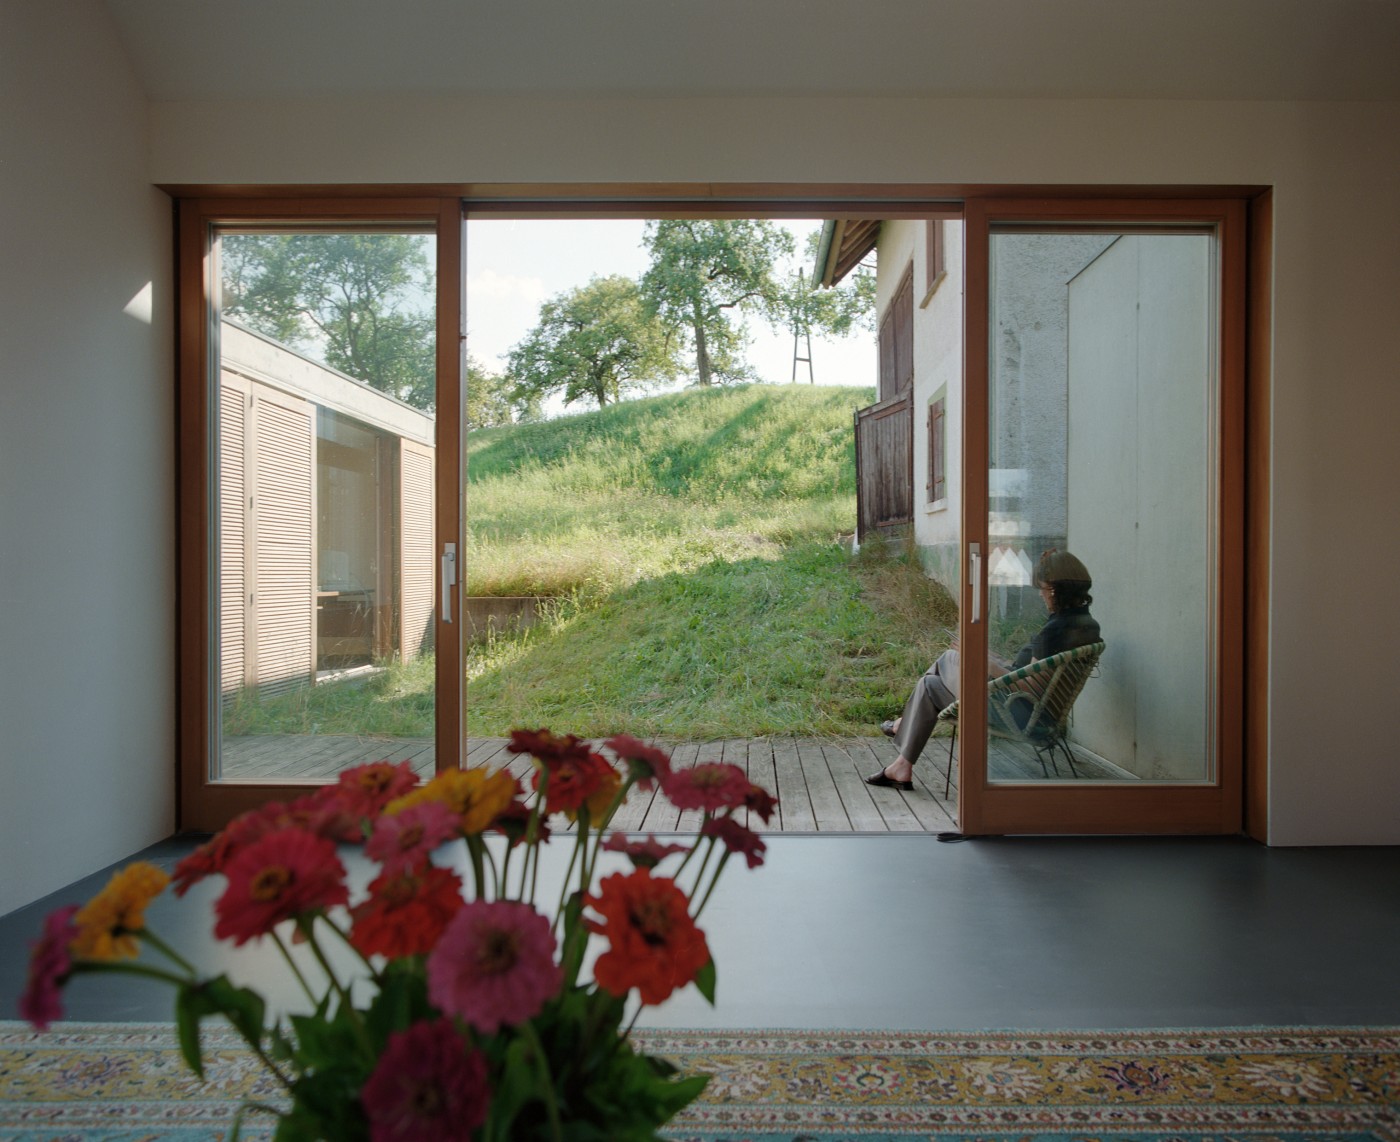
[663,762,751,813]
[213,828,349,946]
[365,801,460,874]
[19,905,78,1030]
[602,832,688,869]
[426,900,561,1033]
[360,1019,489,1141]
[702,816,768,868]
[604,734,674,790]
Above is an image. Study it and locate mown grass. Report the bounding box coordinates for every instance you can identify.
[225,383,961,741]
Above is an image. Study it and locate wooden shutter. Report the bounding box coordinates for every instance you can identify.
[878,311,895,400]
[928,396,947,502]
[247,382,315,697]
[219,377,247,700]
[893,266,914,394]
[399,439,435,662]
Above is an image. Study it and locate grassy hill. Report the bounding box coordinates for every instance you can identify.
[465,383,957,739]
[465,383,871,599]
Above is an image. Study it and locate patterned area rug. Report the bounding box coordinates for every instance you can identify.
[1,1022,1397,1141]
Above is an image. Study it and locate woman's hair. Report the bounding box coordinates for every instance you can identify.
[1036,550,1093,610]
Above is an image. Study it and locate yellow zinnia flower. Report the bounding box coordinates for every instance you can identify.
[387,767,516,835]
[71,861,171,962]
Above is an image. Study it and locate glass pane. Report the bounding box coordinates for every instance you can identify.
[986,228,1215,783]
[213,229,437,781]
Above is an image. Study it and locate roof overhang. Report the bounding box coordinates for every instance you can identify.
[814,219,880,287]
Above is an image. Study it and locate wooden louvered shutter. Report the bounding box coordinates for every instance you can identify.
[219,376,248,700]
[399,439,435,663]
[928,397,947,503]
[893,267,914,394]
[247,382,315,697]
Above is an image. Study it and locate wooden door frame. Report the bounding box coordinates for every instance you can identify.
[172,182,1268,838]
[175,197,462,831]
[957,196,1250,836]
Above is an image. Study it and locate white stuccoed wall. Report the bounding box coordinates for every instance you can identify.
[1,0,175,915]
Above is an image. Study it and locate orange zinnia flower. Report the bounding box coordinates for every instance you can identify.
[71,861,170,962]
[586,870,710,1005]
[387,767,519,835]
[349,865,464,959]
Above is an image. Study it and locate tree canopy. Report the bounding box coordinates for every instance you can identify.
[639,219,795,387]
[220,232,437,411]
[505,275,679,410]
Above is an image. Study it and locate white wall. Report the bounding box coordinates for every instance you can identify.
[0,0,175,913]
[142,94,1400,845]
[1067,236,1212,779]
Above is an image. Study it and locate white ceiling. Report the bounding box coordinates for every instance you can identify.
[102,0,1400,103]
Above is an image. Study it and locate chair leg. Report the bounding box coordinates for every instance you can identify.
[1060,739,1080,778]
[944,724,957,799]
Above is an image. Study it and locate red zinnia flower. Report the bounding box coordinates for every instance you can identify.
[172,791,359,896]
[427,900,562,1033]
[506,728,593,766]
[19,905,78,1030]
[365,801,460,875]
[349,865,464,959]
[360,1019,489,1141]
[604,734,674,790]
[662,762,751,813]
[743,782,779,825]
[701,816,768,868]
[330,760,420,822]
[213,828,349,945]
[586,869,711,1005]
[602,832,688,870]
[532,751,620,819]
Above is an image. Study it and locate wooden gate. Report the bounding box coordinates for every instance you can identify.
[854,390,913,541]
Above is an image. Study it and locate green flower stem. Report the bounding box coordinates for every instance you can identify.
[295,917,372,1058]
[685,829,718,899]
[137,928,198,977]
[317,913,381,980]
[270,930,319,1006]
[552,822,587,938]
[517,1019,564,1142]
[692,848,732,919]
[466,834,487,900]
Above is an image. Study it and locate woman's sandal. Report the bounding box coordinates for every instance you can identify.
[865,767,914,791]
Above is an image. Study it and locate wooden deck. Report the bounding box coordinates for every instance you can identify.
[219,732,1126,834]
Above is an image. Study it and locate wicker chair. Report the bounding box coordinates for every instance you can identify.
[936,640,1106,796]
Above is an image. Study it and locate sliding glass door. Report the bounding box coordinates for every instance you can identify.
[957,198,1246,835]
[178,199,463,830]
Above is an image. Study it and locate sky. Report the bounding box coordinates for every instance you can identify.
[464,218,876,413]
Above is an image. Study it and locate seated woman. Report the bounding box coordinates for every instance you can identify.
[866,550,1100,791]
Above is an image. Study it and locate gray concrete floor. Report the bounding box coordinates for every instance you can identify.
[5,834,1399,1031]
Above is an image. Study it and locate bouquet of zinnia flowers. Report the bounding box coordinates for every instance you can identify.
[18,729,777,1141]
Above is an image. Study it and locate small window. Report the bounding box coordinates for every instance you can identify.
[927,392,947,505]
[925,220,946,298]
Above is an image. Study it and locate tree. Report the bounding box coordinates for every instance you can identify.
[505,275,678,410]
[220,232,437,411]
[466,357,525,428]
[781,230,878,348]
[639,220,795,386]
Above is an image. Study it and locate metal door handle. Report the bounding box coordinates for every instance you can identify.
[441,543,457,623]
[969,543,982,624]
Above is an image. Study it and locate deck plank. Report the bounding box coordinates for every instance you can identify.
[216,731,1129,835]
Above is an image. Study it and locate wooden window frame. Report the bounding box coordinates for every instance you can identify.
[176,197,463,830]
[169,182,1268,840]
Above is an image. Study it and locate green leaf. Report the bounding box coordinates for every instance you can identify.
[174,975,268,1079]
[693,956,717,1005]
[174,985,206,1079]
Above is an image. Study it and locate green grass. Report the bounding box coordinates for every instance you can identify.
[224,382,962,741]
